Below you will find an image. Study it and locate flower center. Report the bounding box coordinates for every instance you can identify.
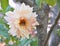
[19,18,26,26]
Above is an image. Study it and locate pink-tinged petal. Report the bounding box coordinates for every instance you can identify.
[32,12,38,17]
[8,28,17,36]
[4,16,15,23]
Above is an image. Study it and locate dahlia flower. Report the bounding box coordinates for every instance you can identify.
[4,3,39,39]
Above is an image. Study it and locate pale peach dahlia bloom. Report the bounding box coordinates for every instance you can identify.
[4,3,39,39]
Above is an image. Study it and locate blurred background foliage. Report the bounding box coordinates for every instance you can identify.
[0,0,60,46]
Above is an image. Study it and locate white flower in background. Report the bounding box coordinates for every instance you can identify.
[4,3,39,39]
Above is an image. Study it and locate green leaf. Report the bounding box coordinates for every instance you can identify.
[1,0,14,13]
[1,0,9,10]
[0,17,9,29]
[20,38,38,46]
[0,5,14,14]
[16,39,20,46]
[35,0,43,7]
[4,38,10,44]
[0,24,7,31]
[56,29,60,36]
[20,38,28,46]
[9,36,20,46]
[24,39,32,46]
[20,38,33,46]
[0,17,9,38]
[46,0,57,6]
[30,38,38,46]
[0,24,9,38]
[0,10,2,12]
[35,0,40,6]
[5,5,14,12]
[57,0,60,9]
[35,0,46,8]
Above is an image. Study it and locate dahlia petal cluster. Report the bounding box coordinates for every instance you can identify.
[4,3,39,39]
